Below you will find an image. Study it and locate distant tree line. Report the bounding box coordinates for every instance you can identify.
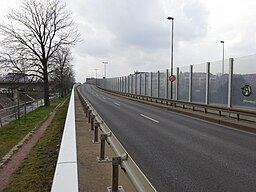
[0,0,79,106]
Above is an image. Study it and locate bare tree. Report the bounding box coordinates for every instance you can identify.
[0,0,79,106]
[52,46,74,97]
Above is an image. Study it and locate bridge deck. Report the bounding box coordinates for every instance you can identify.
[74,91,135,191]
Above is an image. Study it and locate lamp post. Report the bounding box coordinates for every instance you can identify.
[220,41,224,74]
[167,16,174,99]
[102,61,108,79]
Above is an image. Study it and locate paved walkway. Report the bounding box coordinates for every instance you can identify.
[75,92,135,192]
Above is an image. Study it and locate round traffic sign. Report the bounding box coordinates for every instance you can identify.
[241,84,252,97]
[169,75,176,82]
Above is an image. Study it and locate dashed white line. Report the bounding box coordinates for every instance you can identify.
[140,114,159,123]
[114,102,121,106]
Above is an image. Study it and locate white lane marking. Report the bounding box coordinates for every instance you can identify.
[140,114,159,123]
[103,97,106,100]
[114,102,121,106]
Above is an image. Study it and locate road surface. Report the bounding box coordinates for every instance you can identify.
[79,84,256,192]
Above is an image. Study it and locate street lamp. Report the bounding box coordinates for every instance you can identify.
[167,16,174,99]
[220,41,224,74]
[102,61,108,79]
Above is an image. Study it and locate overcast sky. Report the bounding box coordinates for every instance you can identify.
[1,0,256,82]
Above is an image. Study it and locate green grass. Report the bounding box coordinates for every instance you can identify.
[0,96,68,160]
[3,97,69,192]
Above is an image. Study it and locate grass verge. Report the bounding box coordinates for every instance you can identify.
[3,96,69,192]
[0,96,68,160]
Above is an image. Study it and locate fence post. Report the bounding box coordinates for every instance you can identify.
[205,62,210,106]
[189,65,193,102]
[176,67,179,101]
[228,58,234,108]
[131,75,134,94]
[150,72,153,97]
[144,73,147,96]
[157,71,160,98]
[139,73,142,95]
[166,69,169,99]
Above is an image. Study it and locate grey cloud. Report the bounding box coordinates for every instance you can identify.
[176,0,209,41]
[92,0,170,50]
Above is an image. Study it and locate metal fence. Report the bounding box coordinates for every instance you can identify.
[90,54,256,110]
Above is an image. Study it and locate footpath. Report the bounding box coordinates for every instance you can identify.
[0,100,65,191]
[74,91,135,191]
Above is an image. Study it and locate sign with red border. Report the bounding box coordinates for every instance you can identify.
[169,75,176,82]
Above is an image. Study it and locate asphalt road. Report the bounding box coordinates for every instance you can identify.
[79,84,256,192]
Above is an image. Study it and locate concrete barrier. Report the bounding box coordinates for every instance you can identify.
[51,87,78,192]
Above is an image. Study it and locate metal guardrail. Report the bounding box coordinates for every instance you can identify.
[77,87,157,192]
[51,87,78,192]
[97,87,256,123]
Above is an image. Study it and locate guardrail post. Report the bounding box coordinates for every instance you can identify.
[93,122,100,143]
[91,114,95,131]
[85,105,88,117]
[100,134,107,160]
[107,156,124,192]
[98,134,111,162]
[88,110,91,123]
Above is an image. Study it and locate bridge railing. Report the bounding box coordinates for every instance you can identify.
[51,86,78,192]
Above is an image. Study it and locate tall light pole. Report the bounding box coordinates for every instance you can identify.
[102,61,108,79]
[220,41,224,74]
[167,16,174,99]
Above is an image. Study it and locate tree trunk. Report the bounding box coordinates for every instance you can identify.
[61,77,64,97]
[43,66,50,106]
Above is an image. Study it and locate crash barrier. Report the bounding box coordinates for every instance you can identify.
[98,87,256,124]
[51,87,78,192]
[76,86,156,192]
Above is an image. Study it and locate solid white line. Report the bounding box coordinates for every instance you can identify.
[114,102,121,106]
[140,114,159,123]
